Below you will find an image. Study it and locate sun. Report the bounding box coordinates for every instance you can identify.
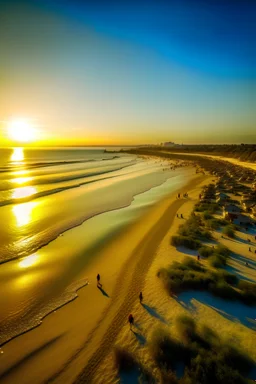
[8,119,37,143]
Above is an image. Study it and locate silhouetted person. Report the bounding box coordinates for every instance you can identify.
[197,255,200,261]
[139,292,143,303]
[128,314,134,329]
[97,273,102,287]
[249,247,251,252]
[181,213,183,219]
[178,193,180,198]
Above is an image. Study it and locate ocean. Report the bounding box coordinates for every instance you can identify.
[0,147,190,345]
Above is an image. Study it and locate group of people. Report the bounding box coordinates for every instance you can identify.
[129,292,143,330]
[177,192,189,199]
[96,274,143,330]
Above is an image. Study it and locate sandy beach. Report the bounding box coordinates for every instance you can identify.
[1,153,255,384]
[0,169,209,383]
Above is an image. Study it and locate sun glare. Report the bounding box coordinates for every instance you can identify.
[19,254,38,268]
[11,147,24,162]
[8,119,37,143]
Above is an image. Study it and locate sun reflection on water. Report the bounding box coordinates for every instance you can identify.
[19,254,39,268]
[13,201,38,227]
[12,177,32,185]
[12,186,37,200]
[11,148,24,163]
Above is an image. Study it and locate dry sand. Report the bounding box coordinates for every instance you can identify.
[168,151,256,171]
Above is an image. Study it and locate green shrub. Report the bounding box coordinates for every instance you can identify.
[209,254,226,268]
[217,270,238,285]
[159,370,179,384]
[178,215,212,240]
[194,202,219,214]
[215,244,230,257]
[150,328,191,369]
[208,245,231,268]
[185,353,247,384]
[114,347,137,371]
[149,317,253,384]
[158,258,247,303]
[203,211,213,220]
[176,315,197,343]
[209,282,238,300]
[206,219,221,230]
[222,225,235,238]
[219,345,254,374]
[238,280,256,305]
[199,246,214,258]
[171,235,201,250]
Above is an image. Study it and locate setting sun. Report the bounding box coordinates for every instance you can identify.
[8,119,37,143]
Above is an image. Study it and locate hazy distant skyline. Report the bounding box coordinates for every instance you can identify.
[0,0,255,146]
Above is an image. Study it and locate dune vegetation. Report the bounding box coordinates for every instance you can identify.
[115,315,254,383]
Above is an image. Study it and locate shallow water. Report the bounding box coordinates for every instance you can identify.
[0,147,190,345]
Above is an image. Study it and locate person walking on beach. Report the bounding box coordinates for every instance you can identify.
[139,292,143,303]
[128,314,134,330]
[180,213,183,219]
[97,273,102,287]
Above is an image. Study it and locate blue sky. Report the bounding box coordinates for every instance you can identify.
[0,0,255,144]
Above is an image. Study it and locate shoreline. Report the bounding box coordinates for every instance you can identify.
[0,170,208,383]
[0,165,191,347]
[0,157,181,265]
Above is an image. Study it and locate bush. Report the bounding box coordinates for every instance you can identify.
[217,270,238,285]
[158,257,248,303]
[238,280,256,305]
[194,202,220,214]
[178,215,212,240]
[150,328,191,369]
[203,211,213,220]
[185,353,247,384]
[171,235,201,250]
[208,245,231,268]
[176,315,197,343]
[215,244,230,257]
[149,321,253,384]
[209,282,238,301]
[209,255,225,268]
[206,219,221,230]
[199,246,214,258]
[159,370,179,384]
[220,345,254,374]
[114,347,137,371]
[222,225,235,238]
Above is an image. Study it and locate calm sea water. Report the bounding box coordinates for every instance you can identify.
[0,147,189,345]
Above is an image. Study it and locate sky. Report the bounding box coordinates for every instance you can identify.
[0,0,255,146]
